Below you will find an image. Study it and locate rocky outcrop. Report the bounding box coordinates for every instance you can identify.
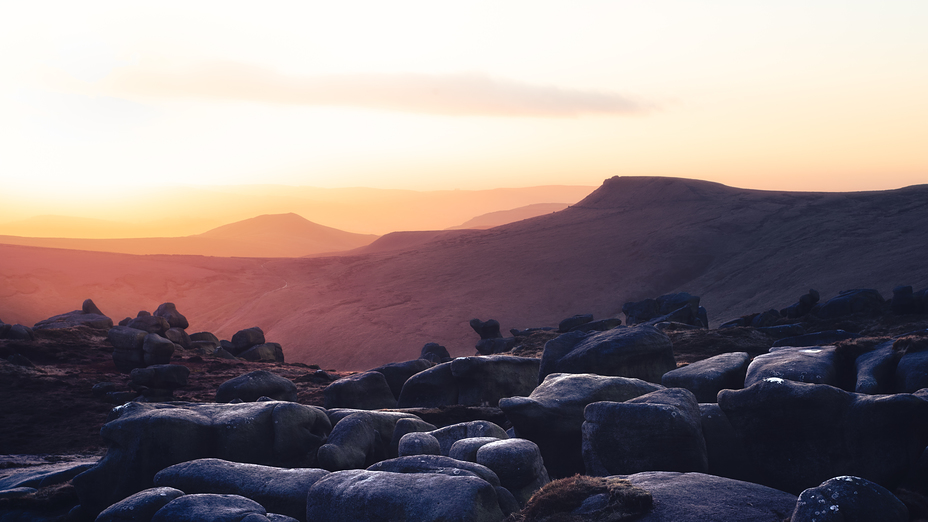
[305,469,505,522]
[718,378,928,494]
[661,352,749,403]
[500,373,662,478]
[33,299,113,333]
[397,355,539,408]
[582,388,708,476]
[72,401,332,518]
[154,458,330,521]
[323,371,396,410]
[216,370,299,403]
[539,326,675,384]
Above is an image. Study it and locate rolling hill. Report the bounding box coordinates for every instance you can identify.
[0,214,378,258]
[447,203,570,229]
[2,176,927,370]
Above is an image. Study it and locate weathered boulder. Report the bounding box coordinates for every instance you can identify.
[127,314,170,336]
[324,371,396,410]
[475,439,550,506]
[661,352,750,403]
[108,326,149,371]
[717,378,928,494]
[305,469,505,522]
[427,421,509,456]
[33,303,113,332]
[142,333,176,366]
[153,302,189,330]
[240,343,285,363]
[96,487,185,522]
[82,298,103,315]
[397,432,442,456]
[231,327,265,355]
[499,373,662,478]
[470,318,502,339]
[781,289,820,318]
[151,493,268,522]
[626,472,797,522]
[389,417,438,457]
[816,289,885,319]
[189,331,220,344]
[750,309,782,328]
[419,342,451,364]
[790,475,908,522]
[475,337,517,355]
[397,361,458,408]
[744,346,838,388]
[164,327,192,349]
[558,314,593,333]
[4,324,34,341]
[154,458,330,521]
[772,330,860,348]
[130,364,189,400]
[449,437,502,462]
[854,340,900,394]
[370,359,434,399]
[318,411,419,470]
[582,388,707,476]
[539,325,675,384]
[216,371,298,403]
[368,454,501,483]
[72,401,331,518]
[451,355,539,407]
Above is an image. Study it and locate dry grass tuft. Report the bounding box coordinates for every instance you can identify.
[507,475,653,522]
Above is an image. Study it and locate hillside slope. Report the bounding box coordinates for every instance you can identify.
[447,203,570,229]
[2,177,927,370]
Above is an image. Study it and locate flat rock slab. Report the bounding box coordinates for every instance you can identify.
[625,471,797,522]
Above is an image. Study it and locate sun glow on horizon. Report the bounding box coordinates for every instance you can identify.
[1,1,926,223]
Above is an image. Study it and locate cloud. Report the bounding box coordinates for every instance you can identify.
[104,61,651,117]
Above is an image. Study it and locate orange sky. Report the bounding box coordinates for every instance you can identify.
[1,1,926,234]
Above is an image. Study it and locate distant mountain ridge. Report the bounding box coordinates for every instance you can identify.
[2,176,927,370]
[447,203,570,230]
[0,213,378,258]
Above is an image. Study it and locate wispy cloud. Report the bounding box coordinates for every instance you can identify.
[104,61,651,117]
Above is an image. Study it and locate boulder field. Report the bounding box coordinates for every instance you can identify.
[2,288,928,521]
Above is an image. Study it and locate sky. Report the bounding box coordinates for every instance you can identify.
[1,1,927,208]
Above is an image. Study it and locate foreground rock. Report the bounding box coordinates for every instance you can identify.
[626,471,797,522]
[790,475,908,522]
[718,378,928,494]
[661,352,749,402]
[583,388,707,476]
[499,373,662,478]
[154,458,330,521]
[72,401,332,518]
[305,470,505,522]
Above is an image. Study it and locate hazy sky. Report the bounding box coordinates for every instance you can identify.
[2,1,926,199]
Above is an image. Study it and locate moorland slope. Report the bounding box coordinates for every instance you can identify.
[2,176,927,369]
